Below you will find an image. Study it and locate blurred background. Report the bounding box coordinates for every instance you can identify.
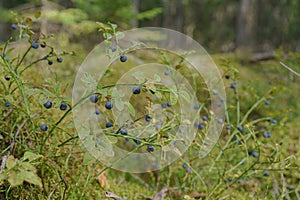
[1,0,300,53]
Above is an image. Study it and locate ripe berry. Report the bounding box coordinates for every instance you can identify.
[48,60,53,65]
[40,43,46,48]
[106,122,113,128]
[4,75,10,81]
[147,145,154,152]
[230,83,236,89]
[263,132,271,138]
[225,178,233,183]
[89,95,98,103]
[167,102,172,107]
[182,163,187,168]
[226,125,231,130]
[43,101,52,109]
[237,125,243,131]
[225,75,230,79]
[237,179,243,184]
[31,42,39,49]
[202,116,208,121]
[271,119,278,124]
[57,57,63,63]
[197,122,205,130]
[247,149,253,155]
[263,171,270,177]
[120,55,127,62]
[145,115,152,122]
[95,109,100,115]
[193,104,200,110]
[60,102,67,111]
[40,124,48,131]
[265,100,270,105]
[217,118,223,124]
[132,85,141,94]
[5,101,10,107]
[105,101,113,109]
[133,138,141,145]
[120,128,128,135]
[164,70,170,76]
[161,103,167,108]
[252,151,259,158]
[110,45,116,52]
[11,24,18,30]
[155,123,162,130]
[186,168,192,173]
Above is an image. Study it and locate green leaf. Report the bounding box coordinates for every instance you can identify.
[8,171,24,187]
[23,151,42,162]
[0,173,7,185]
[23,170,42,188]
[170,90,178,105]
[179,90,190,102]
[115,99,124,111]
[155,91,162,99]
[34,11,41,19]
[154,74,161,83]
[21,162,36,172]
[115,31,125,40]
[6,156,17,170]
[127,103,135,117]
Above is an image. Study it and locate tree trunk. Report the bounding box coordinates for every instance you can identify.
[162,0,185,33]
[131,0,139,27]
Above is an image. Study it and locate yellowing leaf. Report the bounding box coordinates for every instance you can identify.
[6,156,17,170]
[23,151,42,162]
[8,171,24,187]
[23,170,42,188]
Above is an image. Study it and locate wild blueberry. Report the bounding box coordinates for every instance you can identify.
[120,128,128,135]
[225,75,230,79]
[156,123,162,130]
[60,102,67,111]
[225,178,233,183]
[252,151,259,158]
[217,103,222,107]
[95,109,100,115]
[40,124,48,131]
[193,104,200,110]
[220,97,225,102]
[43,101,52,109]
[147,145,154,152]
[265,100,270,105]
[182,163,187,168]
[202,116,208,121]
[11,24,18,30]
[197,122,205,130]
[186,168,192,173]
[125,137,130,142]
[110,45,116,52]
[245,177,250,181]
[48,60,53,65]
[217,118,223,124]
[105,101,113,109]
[164,70,170,76]
[247,149,253,155]
[237,179,243,184]
[89,95,98,103]
[31,42,39,49]
[271,119,278,124]
[5,101,10,107]
[263,132,271,138]
[145,115,152,122]
[167,102,172,107]
[161,103,167,108]
[40,43,46,48]
[237,125,243,131]
[132,85,141,94]
[4,75,10,81]
[120,55,127,62]
[226,125,231,130]
[263,171,270,177]
[133,138,141,145]
[230,83,236,89]
[106,122,113,128]
[57,57,63,63]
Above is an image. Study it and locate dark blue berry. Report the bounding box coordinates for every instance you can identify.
[110,45,116,52]
[167,102,172,107]
[263,171,270,177]
[263,132,271,138]
[40,124,48,131]
[197,122,205,130]
[125,137,130,142]
[202,116,208,121]
[4,75,10,81]
[186,168,192,173]
[57,57,63,63]
[265,100,270,105]
[90,95,98,103]
[252,151,259,158]
[95,109,100,115]
[182,163,187,168]
[40,43,46,48]
[245,177,250,181]
[133,138,141,145]
[225,178,233,183]
[147,145,154,152]
[193,104,200,110]
[161,103,167,108]
[132,86,141,94]
[43,101,52,109]
[145,115,152,122]
[5,101,10,107]
[230,83,236,89]
[237,125,243,131]
[105,101,113,109]
[217,118,223,124]
[48,60,53,65]
[155,123,162,130]
[60,103,67,111]
[226,125,231,130]
[237,179,243,184]
[164,70,170,76]
[225,75,230,79]
[120,55,127,62]
[11,24,18,30]
[120,128,128,135]
[106,122,113,128]
[247,149,253,155]
[31,42,39,49]
[271,119,278,124]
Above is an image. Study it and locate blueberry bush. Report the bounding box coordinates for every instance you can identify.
[0,12,299,200]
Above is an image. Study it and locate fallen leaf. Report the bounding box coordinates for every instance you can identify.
[97,172,109,189]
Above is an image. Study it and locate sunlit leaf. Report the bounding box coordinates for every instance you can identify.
[23,151,43,162]
[127,102,135,117]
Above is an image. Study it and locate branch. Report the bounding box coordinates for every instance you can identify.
[279,62,300,77]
